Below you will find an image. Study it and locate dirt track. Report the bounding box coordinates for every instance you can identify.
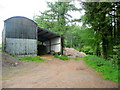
[2,54,118,88]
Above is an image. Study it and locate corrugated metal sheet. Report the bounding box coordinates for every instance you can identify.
[43,37,61,53]
[6,38,37,55]
[5,16,37,39]
[51,37,61,52]
[4,16,37,55]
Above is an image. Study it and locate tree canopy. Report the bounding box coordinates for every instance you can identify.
[34,1,120,62]
[33,1,120,82]
[34,2,80,35]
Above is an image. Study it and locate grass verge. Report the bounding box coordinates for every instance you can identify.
[83,55,119,82]
[73,57,82,61]
[54,55,69,61]
[19,56,45,62]
[1,78,11,80]
[0,44,2,52]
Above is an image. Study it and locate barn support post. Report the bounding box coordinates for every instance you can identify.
[42,42,43,45]
[61,36,64,55]
[36,27,38,55]
[49,40,51,53]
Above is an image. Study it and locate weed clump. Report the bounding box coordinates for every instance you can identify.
[19,56,45,62]
[83,55,119,82]
[54,55,69,61]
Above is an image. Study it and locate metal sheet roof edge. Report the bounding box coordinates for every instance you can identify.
[38,26,60,37]
[4,16,37,25]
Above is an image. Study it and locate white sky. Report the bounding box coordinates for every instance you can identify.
[0,0,82,44]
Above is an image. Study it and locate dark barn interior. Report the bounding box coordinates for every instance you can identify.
[37,26,61,55]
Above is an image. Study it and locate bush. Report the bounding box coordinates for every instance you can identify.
[54,55,69,61]
[19,56,45,62]
[83,55,119,82]
[81,46,94,55]
[108,45,120,64]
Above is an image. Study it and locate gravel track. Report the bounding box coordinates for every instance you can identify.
[2,54,118,88]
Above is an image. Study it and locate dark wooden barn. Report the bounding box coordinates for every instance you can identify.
[2,16,63,55]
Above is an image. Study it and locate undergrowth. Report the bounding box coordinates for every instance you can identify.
[54,55,69,61]
[73,57,82,61]
[83,55,119,82]
[0,44,2,52]
[54,55,82,61]
[19,56,45,62]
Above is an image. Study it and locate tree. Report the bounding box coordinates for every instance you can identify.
[81,2,120,59]
[34,2,79,35]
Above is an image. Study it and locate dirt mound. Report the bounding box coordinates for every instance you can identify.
[2,52,25,69]
[63,48,86,58]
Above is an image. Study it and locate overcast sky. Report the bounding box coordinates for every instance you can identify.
[0,0,82,44]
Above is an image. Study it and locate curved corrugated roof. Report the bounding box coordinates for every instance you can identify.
[4,16,37,25]
[4,16,61,42]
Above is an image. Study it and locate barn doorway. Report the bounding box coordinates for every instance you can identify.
[37,41,47,55]
[37,26,63,56]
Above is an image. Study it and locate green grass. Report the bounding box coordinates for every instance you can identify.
[0,44,2,48]
[19,56,45,62]
[83,55,119,82]
[54,55,69,61]
[10,54,17,57]
[1,78,11,80]
[54,55,82,61]
[73,57,82,61]
[19,71,28,75]
[0,44,2,52]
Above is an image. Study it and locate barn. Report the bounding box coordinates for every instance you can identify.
[2,16,63,55]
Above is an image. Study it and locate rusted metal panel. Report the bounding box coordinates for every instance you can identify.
[5,38,37,55]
